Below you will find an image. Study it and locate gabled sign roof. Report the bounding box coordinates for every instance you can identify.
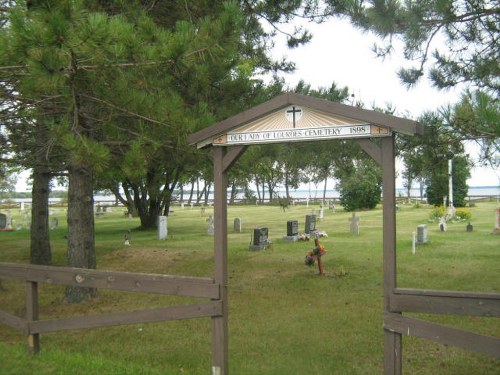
[188,93,423,148]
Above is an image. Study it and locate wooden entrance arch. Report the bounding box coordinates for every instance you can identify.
[188,93,499,374]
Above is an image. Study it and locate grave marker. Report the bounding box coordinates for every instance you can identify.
[283,220,298,242]
[349,212,360,234]
[206,215,214,236]
[416,224,428,244]
[0,213,7,230]
[466,222,473,232]
[50,218,58,230]
[439,217,447,232]
[233,218,242,233]
[305,214,316,234]
[158,216,168,240]
[249,227,270,250]
[494,208,500,235]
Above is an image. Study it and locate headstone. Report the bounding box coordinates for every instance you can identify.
[439,217,447,232]
[319,207,324,221]
[206,215,214,236]
[20,202,25,211]
[50,217,58,230]
[329,200,335,212]
[124,231,131,246]
[349,212,360,234]
[201,207,206,217]
[494,208,500,235]
[416,224,428,244]
[6,217,13,230]
[466,222,473,232]
[283,220,299,242]
[250,227,270,250]
[305,214,316,234]
[158,216,168,240]
[0,213,8,230]
[233,218,242,233]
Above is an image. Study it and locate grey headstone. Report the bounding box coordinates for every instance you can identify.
[466,222,473,232]
[250,227,270,250]
[305,215,316,234]
[0,213,7,229]
[158,216,168,240]
[416,224,428,244]
[287,220,298,236]
[349,212,360,234]
[233,218,242,232]
[50,217,58,230]
[206,215,214,236]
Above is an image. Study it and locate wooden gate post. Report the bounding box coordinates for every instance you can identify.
[212,146,229,375]
[382,135,402,374]
[26,281,40,354]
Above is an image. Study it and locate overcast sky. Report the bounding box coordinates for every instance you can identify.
[267,18,498,187]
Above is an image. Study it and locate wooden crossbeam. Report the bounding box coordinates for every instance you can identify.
[391,288,500,317]
[0,263,219,299]
[28,301,223,334]
[384,313,500,358]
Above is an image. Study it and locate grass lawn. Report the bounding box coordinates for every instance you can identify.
[0,200,499,374]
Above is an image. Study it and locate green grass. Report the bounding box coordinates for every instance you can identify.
[0,201,499,374]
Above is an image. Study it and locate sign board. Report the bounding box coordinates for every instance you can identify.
[212,106,391,146]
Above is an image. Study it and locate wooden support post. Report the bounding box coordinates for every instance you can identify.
[26,281,40,354]
[381,135,402,375]
[212,147,228,375]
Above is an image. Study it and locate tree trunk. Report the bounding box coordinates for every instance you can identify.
[30,164,52,265]
[30,119,52,265]
[65,165,97,303]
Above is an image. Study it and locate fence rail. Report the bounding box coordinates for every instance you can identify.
[0,262,222,353]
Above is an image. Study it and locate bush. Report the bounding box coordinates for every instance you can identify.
[455,208,472,221]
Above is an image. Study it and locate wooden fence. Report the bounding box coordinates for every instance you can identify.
[0,262,221,353]
[384,288,500,363]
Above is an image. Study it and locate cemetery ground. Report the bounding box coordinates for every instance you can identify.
[0,201,499,375]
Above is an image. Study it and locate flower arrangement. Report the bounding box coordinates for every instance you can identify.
[304,238,326,275]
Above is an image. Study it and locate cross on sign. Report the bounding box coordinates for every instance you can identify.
[286,106,303,128]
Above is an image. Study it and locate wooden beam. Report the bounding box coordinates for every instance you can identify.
[0,310,27,332]
[222,145,247,173]
[0,263,219,299]
[29,301,223,334]
[26,281,40,354]
[391,289,500,316]
[212,146,229,375]
[384,313,500,358]
[381,135,401,374]
[357,139,382,165]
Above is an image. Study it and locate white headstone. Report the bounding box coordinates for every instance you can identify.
[319,207,324,221]
[349,212,360,234]
[233,217,242,232]
[158,216,168,240]
[206,215,214,236]
[416,224,428,244]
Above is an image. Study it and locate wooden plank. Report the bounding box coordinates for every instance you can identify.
[0,310,27,332]
[222,145,247,173]
[26,281,40,354]
[212,146,229,375]
[391,289,500,316]
[0,263,219,299]
[384,329,402,375]
[356,139,382,166]
[381,135,401,375]
[29,301,222,334]
[384,313,500,358]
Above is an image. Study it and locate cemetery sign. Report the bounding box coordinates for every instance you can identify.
[212,106,390,146]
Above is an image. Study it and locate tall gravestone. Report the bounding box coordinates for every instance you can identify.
[0,213,7,230]
[283,220,298,242]
[233,218,242,233]
[305,214,316,234]
[416,224,428,244]
[349,213,360,234]
[158,216,168,240]
[494,208,500,235]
